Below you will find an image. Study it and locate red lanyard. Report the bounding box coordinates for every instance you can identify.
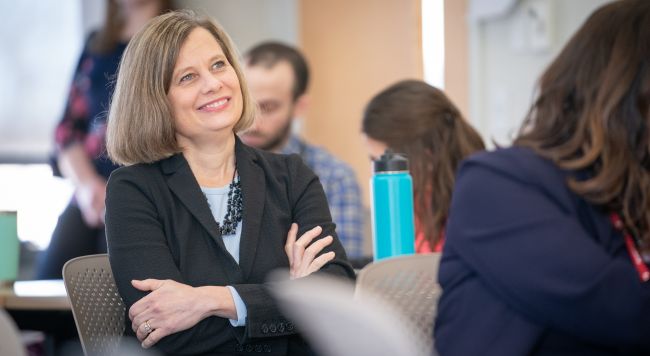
[610,213,650,282]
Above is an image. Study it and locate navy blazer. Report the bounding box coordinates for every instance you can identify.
[435,147,650,356]
[105,137,355,355]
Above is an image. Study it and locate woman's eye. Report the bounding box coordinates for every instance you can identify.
[212,60,226,70]
[180,73,194,83]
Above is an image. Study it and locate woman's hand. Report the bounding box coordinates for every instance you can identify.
[284,223,336,279]
[129,279,236,349]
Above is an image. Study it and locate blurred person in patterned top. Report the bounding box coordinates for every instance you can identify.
[37,0,173,279]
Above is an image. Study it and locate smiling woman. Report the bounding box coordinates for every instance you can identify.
[106,11,255,166]
[167,28,244,153]
[104,10,354,355]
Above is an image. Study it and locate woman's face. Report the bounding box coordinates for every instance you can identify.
[167,27,243,147]
[362,134,388,161]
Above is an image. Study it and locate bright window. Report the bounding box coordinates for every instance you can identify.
[0,1,82,160]
[422,0,445,89]
[0,1,84,249]
[0,165,73,249]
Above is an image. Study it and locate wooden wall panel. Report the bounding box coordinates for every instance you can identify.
[300,0,423,210]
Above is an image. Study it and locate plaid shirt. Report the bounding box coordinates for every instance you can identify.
[282,135,364,257]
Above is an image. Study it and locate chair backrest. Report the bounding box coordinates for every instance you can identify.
[62,254,125,356]
[355,253,442,355]
[0,308,26,356]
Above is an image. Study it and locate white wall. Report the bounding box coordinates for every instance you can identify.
[0,1,85,162]
[468,0,612,146]
[180,0,298,55]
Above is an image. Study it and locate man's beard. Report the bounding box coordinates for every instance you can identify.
[246,116,293,152]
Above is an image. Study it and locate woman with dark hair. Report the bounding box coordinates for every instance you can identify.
[37,0,172,279]
[435,1,650,355]
[362,80,485,253]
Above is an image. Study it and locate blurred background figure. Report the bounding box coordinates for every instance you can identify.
[36,0,172,279]
[240,42,365,258]
[362,80,484,254]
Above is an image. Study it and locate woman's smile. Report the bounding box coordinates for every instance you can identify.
[198,96,231,112]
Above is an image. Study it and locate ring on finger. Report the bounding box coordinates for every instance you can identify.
[143,320,153,335]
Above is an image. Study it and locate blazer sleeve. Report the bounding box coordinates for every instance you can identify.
[106,168,241,355]
[232,154,356,339]
[445,158,650,348]
[287,154,355,277]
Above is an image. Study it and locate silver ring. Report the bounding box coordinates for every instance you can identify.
[143,320,152,335]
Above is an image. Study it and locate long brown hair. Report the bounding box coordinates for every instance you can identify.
[363,80,485,249]
[515,0,650,250]
[90,0,173,54]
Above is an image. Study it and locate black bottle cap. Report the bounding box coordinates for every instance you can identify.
[373,149,409,173]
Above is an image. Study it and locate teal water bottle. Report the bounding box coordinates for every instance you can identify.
[370,150,415,261]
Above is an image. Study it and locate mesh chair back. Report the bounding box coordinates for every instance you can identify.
[355,253,442,355]
[63,254,125,356]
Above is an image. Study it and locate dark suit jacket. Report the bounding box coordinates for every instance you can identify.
[105,137,355,355]
[434,147,650,356]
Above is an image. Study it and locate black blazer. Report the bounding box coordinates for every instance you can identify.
[105,137,355,355]
[435,147,650,356]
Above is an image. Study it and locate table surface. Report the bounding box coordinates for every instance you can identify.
[0,280,70,310]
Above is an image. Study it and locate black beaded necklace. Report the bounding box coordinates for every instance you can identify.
[217,169,243,236]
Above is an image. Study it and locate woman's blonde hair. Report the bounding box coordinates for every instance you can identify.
[107,10,256,165]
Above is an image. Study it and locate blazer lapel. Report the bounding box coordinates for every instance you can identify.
[236,138,266,279]
[161,154,229,254]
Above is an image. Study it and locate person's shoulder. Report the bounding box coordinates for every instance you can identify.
[107,160,162,185]
[302,141,357,178]
[235,141,309,186]
[78,31,99,55]
[468,144,542,164]
[241,142,298,170]
[460,146,568,191]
